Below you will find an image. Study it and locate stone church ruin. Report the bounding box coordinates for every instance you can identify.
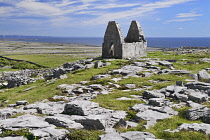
[102,20,147,59]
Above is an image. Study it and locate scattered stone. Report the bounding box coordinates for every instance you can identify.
[151,106,178,115]
[133,62,145,67]
[188,91,208,103]
[143,90,165,99]
[169,123,210,134]
[45,115,84,129]
[131,104,150,112]
[158,61,173,69]
[124,84,136,89]
[176,81,183,86]
[75,114,109,130]
[24,86,36,91]
[120,131,156,140]
[185,105,210,120]
[135,110,171,122]
[30,126,68,140]
[148,98,171,107]
[94,61,104,68]
[99,132,124,140]
[91,74,109,80]
[0,137,27,140]
[167,70,191,74]
[174,93,188,102]
[0,114,51,129]
[185,82,210,91]
[186,101,204,108]
[16,100,28,106]
[188,74,198,80]
[63,100,100,116]
[116,97,139,100]
[198,69,210,80]
[7,104,17,107]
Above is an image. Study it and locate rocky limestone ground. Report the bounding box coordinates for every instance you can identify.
[0,43,209,139]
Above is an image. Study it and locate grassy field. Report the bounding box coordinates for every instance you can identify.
[3,54,84,68]
[0,50,210,139]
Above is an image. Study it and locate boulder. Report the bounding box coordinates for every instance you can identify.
[186,101,204,108]
[124,84,136,89]
[135,110,171,122]
[30,127,68,140]
[188,74,198,80]
[45,115,84,129]
[99,133,124,140]
[0,137,27,140]
[202,116,210,124]
[89,84,104,90]
[169,123,210,134]
[188,91,208,103]
[167,70,191,74]
[142,90,165,99]
[120,131,156,140]
[133,62,145,67]
[151,106,178,115]
[148,98,170,107]
[24,102,65,115]
[63,100,105,116]
[74,114,110,130]
[158,61,173,69]
[174,93,188,102]
[185,82,210,91]
[91,74,109,80]
[94,61,104,68]
[185,105,210,120]
[198,70,210,80]
[130,104,150,112]
[0,114,51,129]
[16,100,28,106]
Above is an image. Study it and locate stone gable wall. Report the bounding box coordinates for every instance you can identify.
[102,20,147,59]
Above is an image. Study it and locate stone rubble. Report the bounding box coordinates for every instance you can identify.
[0,57,210,139]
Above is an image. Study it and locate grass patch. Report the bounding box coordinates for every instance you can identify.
[92,90,144,112]
[4,54,82,68]
[67,129,104,140]
[0,129,40,140]
[0,59,125,106]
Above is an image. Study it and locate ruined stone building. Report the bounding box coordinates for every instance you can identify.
[102,20,147,59]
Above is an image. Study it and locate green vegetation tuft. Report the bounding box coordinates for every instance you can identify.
[66,129,104,140]
[0,129,40,140]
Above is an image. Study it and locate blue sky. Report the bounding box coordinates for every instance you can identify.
[0,0,209,37]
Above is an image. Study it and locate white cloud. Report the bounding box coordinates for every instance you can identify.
[0,6,15,16]
[176,11,202,18]
[93,3,141,9]
[178,27,183,29]
[0,0,199,26]
[15,0,62,16]
[85,0,197,24]
[167,18,195,22]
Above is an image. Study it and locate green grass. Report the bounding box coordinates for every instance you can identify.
[3,54,83,68]
[147,51,210,73]
[0,57,43,71]
[92,90,144,111]
[67,129,104,140]
[0,59,126,107]
[0,51,210,139]
[116,74,189,90]
[0,129,40,140]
